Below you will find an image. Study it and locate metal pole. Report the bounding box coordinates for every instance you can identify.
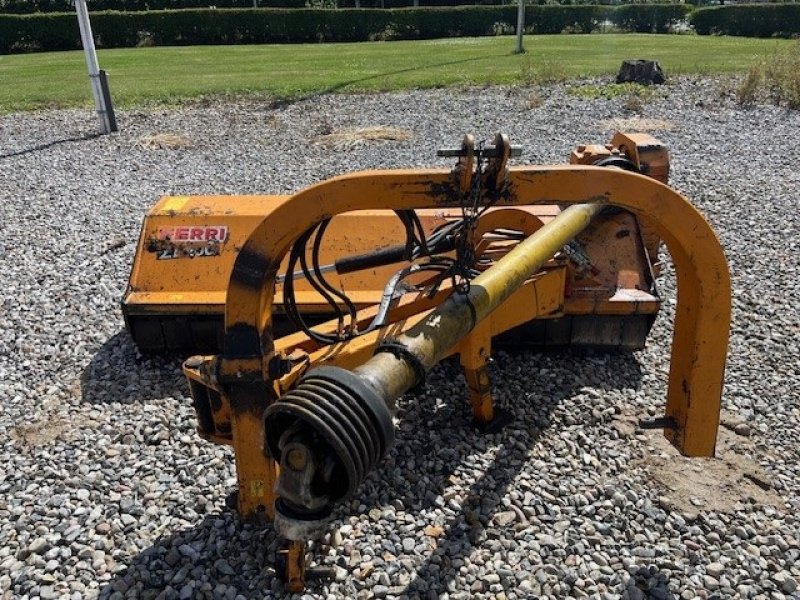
[75,0,116,134]
[514,0,525,54]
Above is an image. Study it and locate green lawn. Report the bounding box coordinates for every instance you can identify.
[0,34,792,112]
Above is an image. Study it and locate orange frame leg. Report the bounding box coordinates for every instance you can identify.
[459,319,495,424]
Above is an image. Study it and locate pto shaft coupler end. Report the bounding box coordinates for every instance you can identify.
[263,367,395,540]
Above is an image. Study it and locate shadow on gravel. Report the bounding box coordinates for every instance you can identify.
[81,330,186,406]
[94,345,650,599]
[96,509,281,600]
[398,351,648,599]
[0,132,102,160]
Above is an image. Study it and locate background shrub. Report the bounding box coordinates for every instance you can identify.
[525,4,609,34]
[613,3,691,34]
[0,0,307,13]
[0,4,693,54]
[691,4,800,38]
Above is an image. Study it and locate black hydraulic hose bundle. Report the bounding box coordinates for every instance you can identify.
[280,144,516,345]
[281,210,467,345]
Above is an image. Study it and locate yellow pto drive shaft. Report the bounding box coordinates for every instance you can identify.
[263,202,605,540]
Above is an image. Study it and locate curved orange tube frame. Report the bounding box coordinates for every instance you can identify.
[221,165,730,459]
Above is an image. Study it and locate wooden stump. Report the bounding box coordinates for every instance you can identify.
[616,60,666,85]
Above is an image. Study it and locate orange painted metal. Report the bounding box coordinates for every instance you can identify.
[168,137,728,541]
[459,318,495,423]
[164,136,730,595]
[180,267,567,474]
[286,268,566,375]
[279,541,306,593]
[125,199,460,316]
[565,210,658,315]
[124,202,654,328]
[230,391,278,518]
[125,195,285,317]
[220,165,729,459]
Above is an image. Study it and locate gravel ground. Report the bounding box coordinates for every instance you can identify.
[0,78,799,600]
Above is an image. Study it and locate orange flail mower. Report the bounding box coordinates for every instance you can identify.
[123,133,730,590]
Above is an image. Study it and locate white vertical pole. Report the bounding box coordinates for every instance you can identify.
[75,0,114,134]
[514,0,525,54]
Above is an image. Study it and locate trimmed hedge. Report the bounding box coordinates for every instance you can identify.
[0,0,695,11]
[0,0,510,11]
[0,0,305,13]
[0,4,692,53]
[529,4,607,33]
[1,7,503,51]
[335,0,507,7]
[614,3,691,34]
[691,4,800,38]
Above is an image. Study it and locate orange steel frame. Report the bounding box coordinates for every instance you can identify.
[184,164,731,522]
[124,202,653,324]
